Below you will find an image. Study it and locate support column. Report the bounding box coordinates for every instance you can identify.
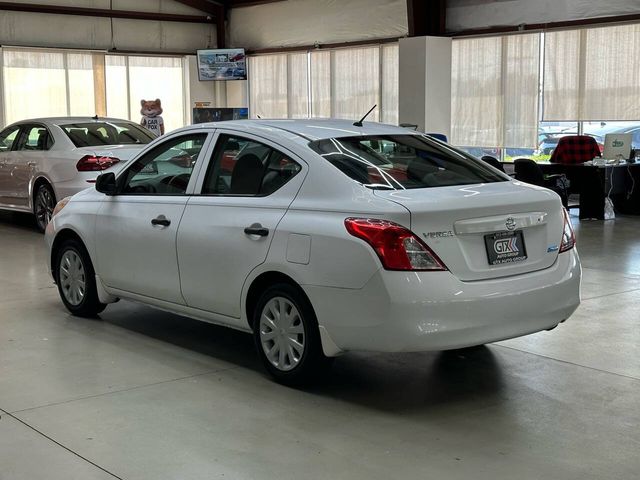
[399,36,452,138]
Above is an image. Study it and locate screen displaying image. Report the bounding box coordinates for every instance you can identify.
[197,49,246,81]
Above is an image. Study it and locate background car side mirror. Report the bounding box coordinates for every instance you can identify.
[95,172,117,195]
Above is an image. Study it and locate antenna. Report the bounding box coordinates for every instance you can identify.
[353,104,377,127]
[256,114,262,119]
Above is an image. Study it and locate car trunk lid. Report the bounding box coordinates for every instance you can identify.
[374,181,565,281]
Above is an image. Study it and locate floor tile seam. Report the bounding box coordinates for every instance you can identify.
[8,365,241,415]
[0,407,125,480]
[581,287,640,301]
[493,344,640,382]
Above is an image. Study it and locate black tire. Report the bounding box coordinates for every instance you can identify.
[33,182,56,233]
[54,238,106,317]
[253,283,330,385]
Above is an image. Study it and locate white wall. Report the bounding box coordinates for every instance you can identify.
[229,0,408,49]
[0,0,215,52]
[447,0,640,32]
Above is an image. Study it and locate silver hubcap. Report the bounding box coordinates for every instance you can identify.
[59,250,86,306]
[259,297,305,372]
[35,187,54,229]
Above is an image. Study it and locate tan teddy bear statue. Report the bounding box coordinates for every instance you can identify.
[140,99,165,137]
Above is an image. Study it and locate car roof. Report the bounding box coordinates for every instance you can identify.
[182,119,421,144]
[8,117,137,127]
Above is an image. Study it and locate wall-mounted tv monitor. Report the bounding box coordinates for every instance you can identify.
[197,48,246,81]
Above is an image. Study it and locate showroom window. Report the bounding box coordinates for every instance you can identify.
[248,44,399,124]
[1,47,187,132]
[453,22,640,161]
[451,33,540,154]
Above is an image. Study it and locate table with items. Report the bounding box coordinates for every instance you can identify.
[504,161,640,219]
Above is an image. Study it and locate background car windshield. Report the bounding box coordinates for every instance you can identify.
[61,122,154,147]
[309,135,507,189]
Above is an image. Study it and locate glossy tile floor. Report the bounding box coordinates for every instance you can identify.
[1,210,638,480]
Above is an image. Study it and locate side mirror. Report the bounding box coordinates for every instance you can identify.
[95,172,117,195]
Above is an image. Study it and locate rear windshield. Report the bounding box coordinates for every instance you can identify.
[61,121,154,147]
[308,135,507,189]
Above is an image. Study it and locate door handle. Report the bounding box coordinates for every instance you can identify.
[244,223,269,237]
[151,215,171,227]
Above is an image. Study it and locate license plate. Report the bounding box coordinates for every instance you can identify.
[484,230,527,265]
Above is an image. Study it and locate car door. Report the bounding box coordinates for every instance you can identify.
[9,124,54,203]
[0,125,24,204]
[95,131,213,303]
[177,131,305,319]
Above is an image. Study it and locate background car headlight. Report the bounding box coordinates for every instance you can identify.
[52,196,72,217]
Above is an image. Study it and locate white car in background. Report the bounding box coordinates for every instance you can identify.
[45,119,581,384]
[0,117,154,231]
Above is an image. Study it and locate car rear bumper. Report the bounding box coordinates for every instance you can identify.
[53,173,99,199]
[304,249,581,354]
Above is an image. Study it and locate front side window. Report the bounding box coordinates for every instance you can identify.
[202,135,301,196]
[0,126,21,152]
[309,135,507,190]
[120,133,207,195]
[61,121,154,147]
[18,126,53,151]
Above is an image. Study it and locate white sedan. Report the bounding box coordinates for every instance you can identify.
[45,120,581,384]
[0,117,154,231]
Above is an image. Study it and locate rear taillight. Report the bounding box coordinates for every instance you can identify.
[344,218,447,271]
[76,155,120,172]
[559,209,575,253]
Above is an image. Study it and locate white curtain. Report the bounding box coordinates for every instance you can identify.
[128,56,185,132]
[2,49,68,124]
[451,34,539,148]
[249,44,399,122]
[67,53,96,117]
[105,55,129,120]
[381,44,399,125]
[544,24,640,121]
[248,54,288,118]
[310,51,331,118]
[332,46,380,122]
[287,53,309,118]
[1,48,187,130]
[248,53,309,119]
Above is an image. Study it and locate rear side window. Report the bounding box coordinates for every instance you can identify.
[61,121,154,147]
[202,134,301,196]
[309,135,507,190]
[18,126,53,151]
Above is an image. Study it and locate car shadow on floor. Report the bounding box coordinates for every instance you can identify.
[101,301,505,413]
[0,211,38,232]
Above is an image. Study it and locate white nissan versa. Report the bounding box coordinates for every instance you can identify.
[45,119,581,383]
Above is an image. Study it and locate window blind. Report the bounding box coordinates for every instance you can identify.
[451,34,540,148]
[543,24,640,121]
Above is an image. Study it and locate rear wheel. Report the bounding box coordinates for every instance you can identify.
[34,182,56,233]
[253,283,330,385]
[55,239,106,317]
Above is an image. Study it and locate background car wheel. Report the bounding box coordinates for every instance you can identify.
[34,182,56,233]
[253,283,330,385]
[55,238,106,317]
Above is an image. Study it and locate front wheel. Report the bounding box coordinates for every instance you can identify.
[55,239,106,317]
[253,283,330,385]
